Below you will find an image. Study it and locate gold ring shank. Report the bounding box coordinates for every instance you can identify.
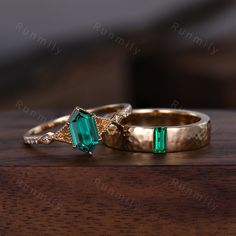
[23,103,132,145]
[102,109,211,153]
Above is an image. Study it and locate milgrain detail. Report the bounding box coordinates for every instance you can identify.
[54,124,72,144]
[23,104,132,148]
[24,133,55,145]
[94,117,112,138]
[23,135,39,144]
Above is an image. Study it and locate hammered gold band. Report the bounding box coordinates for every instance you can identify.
[23,103,132,154]
[102,109,211,153]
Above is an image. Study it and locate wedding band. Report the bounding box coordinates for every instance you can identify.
[23,103,132,154]
[102,109,211,153]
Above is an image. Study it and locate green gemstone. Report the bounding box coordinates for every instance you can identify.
[69,108,99,153]
[153,127,167,153]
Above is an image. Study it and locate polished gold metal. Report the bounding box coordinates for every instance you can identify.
[23,103,132,146]
[102,109,211,153]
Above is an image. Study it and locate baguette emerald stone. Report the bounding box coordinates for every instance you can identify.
[69,108,99,153]
[153,127,167,153]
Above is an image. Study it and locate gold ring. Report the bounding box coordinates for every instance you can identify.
[102,109,211,153]
[23,103,132,154]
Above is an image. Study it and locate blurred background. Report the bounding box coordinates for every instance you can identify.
[1,0,236,110]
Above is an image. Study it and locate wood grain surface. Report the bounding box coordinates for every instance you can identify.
[0,110,235,235]
[0,110,235,166]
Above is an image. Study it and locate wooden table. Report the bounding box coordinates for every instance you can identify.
[0,110,235,235]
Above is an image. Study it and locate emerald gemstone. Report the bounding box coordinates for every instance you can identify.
[153,127,167,153]
[69,108,99,153]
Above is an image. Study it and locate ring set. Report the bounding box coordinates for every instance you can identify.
[23,104,211,155]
